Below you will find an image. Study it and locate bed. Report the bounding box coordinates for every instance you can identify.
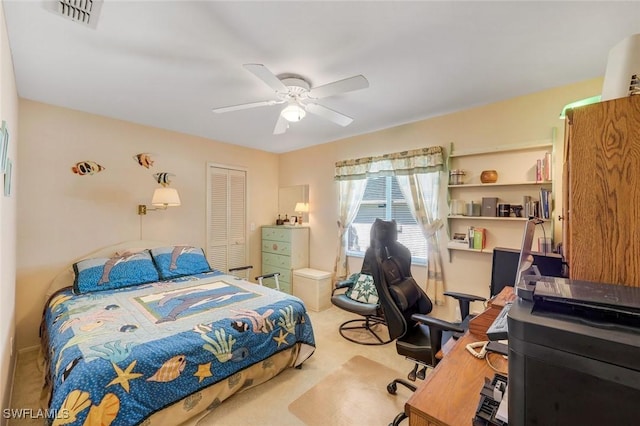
[39,241,316,425]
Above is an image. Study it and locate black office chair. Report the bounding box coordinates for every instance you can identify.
[331,272,391,345]
[365,219,483,426]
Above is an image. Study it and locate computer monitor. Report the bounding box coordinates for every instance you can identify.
[490,247,563,296]
[515,219,540,285]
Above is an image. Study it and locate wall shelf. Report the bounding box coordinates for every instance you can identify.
[446,242,494,253]
[448,140,553,158]
[447,215,548,222]
[448,181,551,188]
[446,133,556,262]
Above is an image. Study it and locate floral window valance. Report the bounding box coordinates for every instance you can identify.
[334,146,444,181]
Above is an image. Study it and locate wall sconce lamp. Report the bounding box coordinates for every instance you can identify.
[138,186,181,215]
[294,202,309,225]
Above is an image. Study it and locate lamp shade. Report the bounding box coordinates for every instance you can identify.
[281,104,306,122]
[152,187,181,207]
[294,202,309,213]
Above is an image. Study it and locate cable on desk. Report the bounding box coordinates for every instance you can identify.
[485,352,508,375]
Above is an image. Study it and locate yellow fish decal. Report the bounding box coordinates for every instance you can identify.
[133,153,154,169]
[83,393,119,426]
[146,355,186,382]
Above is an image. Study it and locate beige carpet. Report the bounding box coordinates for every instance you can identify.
[288,355,405,426]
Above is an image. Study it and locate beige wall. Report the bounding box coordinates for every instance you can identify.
[279,77,603,320]
[0,0,18,416]
[15,100,280,349]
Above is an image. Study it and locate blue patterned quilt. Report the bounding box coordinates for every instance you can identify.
[41,272,316,425]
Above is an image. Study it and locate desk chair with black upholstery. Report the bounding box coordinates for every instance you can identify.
[366,219,484,426]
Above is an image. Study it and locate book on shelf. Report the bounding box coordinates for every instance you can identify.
[536,159,543,182]
[544,152,552,181]
[535,152,553,182]
[467,226,487,250]
[539,187,551,219]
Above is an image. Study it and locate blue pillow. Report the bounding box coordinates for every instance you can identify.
[150,246,211,280]
[73,250,159,294]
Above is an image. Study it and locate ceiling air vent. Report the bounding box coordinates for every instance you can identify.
[44,0,103,29]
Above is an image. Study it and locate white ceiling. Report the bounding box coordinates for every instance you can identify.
[4,1,640,153]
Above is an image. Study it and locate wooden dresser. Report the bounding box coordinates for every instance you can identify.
[261,226,309,294]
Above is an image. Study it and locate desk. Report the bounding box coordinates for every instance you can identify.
[405,291,511,426]
[405,333,507,426]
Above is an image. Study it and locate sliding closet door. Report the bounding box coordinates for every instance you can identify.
[206,164,248,273]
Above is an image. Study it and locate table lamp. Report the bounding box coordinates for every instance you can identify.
[294,202,309,225]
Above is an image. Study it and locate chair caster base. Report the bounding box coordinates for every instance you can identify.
[391,411,408,426]
[387,378,417,395]
[338,317,392,345]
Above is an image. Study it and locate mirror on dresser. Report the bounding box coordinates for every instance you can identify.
[278,184,309,225]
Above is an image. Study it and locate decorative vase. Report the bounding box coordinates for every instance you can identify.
[480,170,498,183]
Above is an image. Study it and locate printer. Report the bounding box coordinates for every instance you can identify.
[508,276,640,425]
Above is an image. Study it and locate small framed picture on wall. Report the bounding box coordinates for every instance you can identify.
[0,120,8,174]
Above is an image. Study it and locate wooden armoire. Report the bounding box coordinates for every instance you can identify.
[562,95,640,287]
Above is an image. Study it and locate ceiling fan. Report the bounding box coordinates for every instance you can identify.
[212,64,369,135]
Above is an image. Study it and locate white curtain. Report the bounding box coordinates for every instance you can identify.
[333,179,367,280]
[396,173,446,305]
[334,146,445,283]
[334,146,444,180]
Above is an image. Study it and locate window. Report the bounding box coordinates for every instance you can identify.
[347,175,427,262]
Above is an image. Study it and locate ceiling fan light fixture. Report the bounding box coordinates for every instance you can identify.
[281,104,306,122]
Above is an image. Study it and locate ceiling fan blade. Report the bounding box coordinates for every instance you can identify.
[212,100,281,114]
[305,103,354,127]
[308,75,369,99]
[273,114,289,135]
[243,64,288,93]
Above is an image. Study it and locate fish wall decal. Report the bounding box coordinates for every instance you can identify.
[133,153,154,168]
[71,161,105,176]
[153,172,175,186]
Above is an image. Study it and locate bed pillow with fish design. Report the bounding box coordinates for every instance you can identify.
[73,249,160,294]
[150,245,212,280]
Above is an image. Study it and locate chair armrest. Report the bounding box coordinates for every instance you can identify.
[229,265,253,272]
[411,313,465,334]
[443,291,486,303]
[332,278,355,295]
[255,272,280,280]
